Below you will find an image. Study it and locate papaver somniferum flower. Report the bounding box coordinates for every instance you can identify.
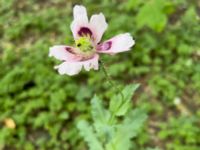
[49,5,135,75]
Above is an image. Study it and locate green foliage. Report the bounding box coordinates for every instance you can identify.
[136,0,169,32]
[91,95,111,136]
[158,116,200,150]
[78,84,147,150]
[105,109,147,150]
[0,0,200,149]
[109,84,140,116]
[77,121,104,150]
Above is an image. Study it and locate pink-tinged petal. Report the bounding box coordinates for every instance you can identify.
[90,13,108,44]
[96,33,135,54]
[54,54,99,76]
[49,45,82,61]
[70,5,90,39]
[83,54,99,71]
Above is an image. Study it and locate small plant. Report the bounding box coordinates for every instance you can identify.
[77,84,147,150]
[49,5,147,149]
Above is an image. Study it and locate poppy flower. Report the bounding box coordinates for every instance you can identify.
[49,5,135,75]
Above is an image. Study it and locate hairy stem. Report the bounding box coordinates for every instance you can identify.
[99,60,124,110]
[99,60,130,149]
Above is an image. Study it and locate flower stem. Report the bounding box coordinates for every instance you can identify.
[99,60,124,102]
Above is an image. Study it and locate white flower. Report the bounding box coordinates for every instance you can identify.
[49,5,135,75]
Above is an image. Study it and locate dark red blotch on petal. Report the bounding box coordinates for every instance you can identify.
[97,41,112,51]
[65,47,76,54]
[78,27,93,37]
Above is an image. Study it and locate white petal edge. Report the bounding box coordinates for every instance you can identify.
[54,54,99,76]
[73,5,88,22]
[71,5,89,39]
[97,33,135,54]
[90,13,108,44]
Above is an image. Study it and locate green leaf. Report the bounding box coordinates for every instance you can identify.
[77,120,103,150]
[91,95,110,126]
[109,84,140,116]
[91,95,114,141]
[136,0,167,32]
[124,0,143,11]
[106,108,147,150]
[182,6,198,24]
[122,109,148,138]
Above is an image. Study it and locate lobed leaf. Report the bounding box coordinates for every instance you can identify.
[77,120,104,150]
[109,84,140,117]
[106,108,147,150]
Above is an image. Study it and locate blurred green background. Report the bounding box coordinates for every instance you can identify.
[0,0,200,149]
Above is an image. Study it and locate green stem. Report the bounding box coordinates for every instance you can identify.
[99,60,125,126]
[99,60,125,149]
[99,60,124,101]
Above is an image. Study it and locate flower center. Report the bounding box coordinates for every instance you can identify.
[75,36,95,54]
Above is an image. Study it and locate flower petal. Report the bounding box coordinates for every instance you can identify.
[96,33,135,54]
[90,13,108,44]
[49,45,82,61]
[54,54,99,76]
[70,5,89,39]
[73,5,88,23]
